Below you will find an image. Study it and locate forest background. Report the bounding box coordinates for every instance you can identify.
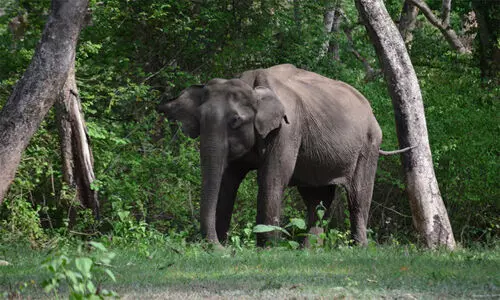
[0,0,498,248]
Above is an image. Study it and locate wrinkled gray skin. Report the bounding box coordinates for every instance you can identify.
[158,64,391,246]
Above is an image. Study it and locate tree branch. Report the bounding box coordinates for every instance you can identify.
[407,0,469,54]
[342,13,381,81]
[398,0,419,46]
[343,25,381,80]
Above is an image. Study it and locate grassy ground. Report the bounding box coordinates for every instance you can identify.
[1,242,499,299]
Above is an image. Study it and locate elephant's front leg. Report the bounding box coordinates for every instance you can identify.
[215,164,250,242]
[255,133,299,247]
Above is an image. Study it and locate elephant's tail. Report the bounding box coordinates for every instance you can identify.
[379,146,415,156]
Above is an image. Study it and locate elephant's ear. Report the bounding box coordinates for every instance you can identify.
[254,86,287,138]
[157,85,205,138]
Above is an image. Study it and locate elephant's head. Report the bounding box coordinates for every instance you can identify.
[157,79,287,244]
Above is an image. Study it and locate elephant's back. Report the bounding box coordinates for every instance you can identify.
[279,68,380,136]
[245,64,382,143]
[267,65,383,186]
[262,65,376,115]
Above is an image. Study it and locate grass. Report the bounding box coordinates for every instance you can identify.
[1,241,499,299]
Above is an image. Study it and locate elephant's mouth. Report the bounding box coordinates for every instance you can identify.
[228,144,248,161]
[227,134,255,161]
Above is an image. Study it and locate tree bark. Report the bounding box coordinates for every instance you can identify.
[398,0,419,46]
[56,63,99,218]
[408,0,469,54]
[293,0,301,32]
[441,0,451,28]
[330,9,344,60]
[473,1,500,82]
[321,7,336,58]
[355,0,456,249]
[321,3,343,60]
[0,0,89,203]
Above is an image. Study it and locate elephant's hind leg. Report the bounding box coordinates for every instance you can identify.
[298,185,336,247]
[345,149,379,246]
[298,185,336,228]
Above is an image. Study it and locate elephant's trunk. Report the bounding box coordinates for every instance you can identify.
[199,116,227,244]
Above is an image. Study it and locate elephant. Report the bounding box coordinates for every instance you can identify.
[157,64,411,246]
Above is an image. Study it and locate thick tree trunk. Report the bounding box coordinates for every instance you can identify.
[399,0,419,46]
[56,63,99,218]
[355,0,456,249]
[0,0,89,203]
[408,0,469,54]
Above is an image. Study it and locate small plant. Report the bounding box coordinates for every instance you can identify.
[323,229,352,249]
[248,203,354,250]
[108,206,165,257]
[252,217,310,249]
[42,241,118,299]
[111,208,150,241]
[285,218,307,249]
[307,203,353,249]
[229,222,256,250]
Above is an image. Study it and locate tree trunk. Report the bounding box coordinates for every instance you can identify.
[399,0,419,46]
[441,0,451,28]
[321,3,343,60]
[321,7,336,58]
[0,0,89,203]
[293,0,301,32]
[473,1,500,82]
[330,8,343,60]
[56,63,99,219]
[355,0,456,249]
[408,0,469,54]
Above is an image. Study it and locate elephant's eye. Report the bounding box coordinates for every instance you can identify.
[229,114,243,129]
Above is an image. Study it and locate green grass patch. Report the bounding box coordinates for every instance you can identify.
[1,242,499,299]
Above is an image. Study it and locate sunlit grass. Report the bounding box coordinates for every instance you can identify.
[1,242,498,298]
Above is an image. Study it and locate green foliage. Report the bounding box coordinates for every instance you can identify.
[228,222,255,250]
[42,241,118,299]
[287,218,307,230]
[0,194,46,244]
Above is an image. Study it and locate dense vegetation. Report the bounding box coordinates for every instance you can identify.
[0,0,498,252]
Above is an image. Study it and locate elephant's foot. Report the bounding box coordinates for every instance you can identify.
[304,226,325,248]
[350,233,368,247]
